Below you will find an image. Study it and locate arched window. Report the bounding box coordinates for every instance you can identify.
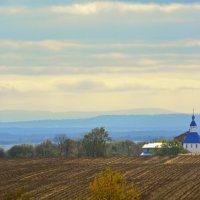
[191,144,193,148]
[196,144,198,148]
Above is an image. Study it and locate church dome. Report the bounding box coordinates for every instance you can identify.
[189,114,198,133]
[190,120,197,127]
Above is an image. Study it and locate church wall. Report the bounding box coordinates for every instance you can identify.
[183,143,200,153]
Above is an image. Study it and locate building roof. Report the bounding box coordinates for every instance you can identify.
[142,143,163,149]
[190,114,197,127]
[141,152,152,156]
[190,120,197,127]
[176,113,200,144]
[183,132,200,143]
[174,131,189,142]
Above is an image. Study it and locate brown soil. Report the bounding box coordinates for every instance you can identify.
[0,155,200,200]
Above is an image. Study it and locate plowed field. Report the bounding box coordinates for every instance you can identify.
[0,155,200,200]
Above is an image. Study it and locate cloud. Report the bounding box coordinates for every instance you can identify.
[51,78,189,94]
[1,39,200,52]
[0,40,83,51]
[110,84,157,93]
[1,61,200,76]
[137,59,161,66]
[56,80,151,93]
[57,80,107,93]
[185,40,200,47]
[32,40,83,51]
[1,73,200,113]
[176,86,200,92]
[0,6,29,14]
[49,2,200,15]
[1,2,200,15]
[91,52,129,59]
[0,85,22,96]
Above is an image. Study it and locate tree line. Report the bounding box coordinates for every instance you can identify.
[0,127,144,158]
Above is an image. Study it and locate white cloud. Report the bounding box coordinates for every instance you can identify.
[92,52,129,59]
[1,62,200,76]
[137,59,161,66]
[31,40,83,51]
[0,6,29,14]
[49,3,98,15]
[185,40,200,47]
[57,80,107,92]
[1,39,200,51]
[1,73,200,112]
[0,40,84,51]
[1,2,200,15]
[49,2,200,15]
[0,85,21,96]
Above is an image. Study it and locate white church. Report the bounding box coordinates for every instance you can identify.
[182,114,200,153]
[141,113,200,156]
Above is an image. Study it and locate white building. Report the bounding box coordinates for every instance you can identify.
[182,114,200,153]
[141,142,163,156]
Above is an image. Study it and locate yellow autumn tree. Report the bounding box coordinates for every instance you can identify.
[87,168,139,200]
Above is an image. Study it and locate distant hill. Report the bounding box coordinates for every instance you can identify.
[0,113,195,146]
[0,108,173,122]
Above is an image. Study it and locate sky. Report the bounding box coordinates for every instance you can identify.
[0,0,200,113]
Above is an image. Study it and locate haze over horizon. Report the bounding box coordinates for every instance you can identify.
[1,0,200,113]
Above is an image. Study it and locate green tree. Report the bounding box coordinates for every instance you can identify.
[82,127,111,157]
[54,134,67,157]
[54,134,76,157]
[87,168,139,200]
[0,147,5,158]
[7,144,34,158]
[35,140,58,157]
[153,140,188,156]
[75,139,85,157]
[63,138,76,157]
[110,140,144,156]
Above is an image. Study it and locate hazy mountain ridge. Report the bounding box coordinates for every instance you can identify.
[0,108,173,122]
[0,113,195,146]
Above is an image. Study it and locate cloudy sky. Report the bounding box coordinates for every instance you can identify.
[0,0,200,113]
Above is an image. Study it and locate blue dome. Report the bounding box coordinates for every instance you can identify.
[183,132,200,143]
[190,114,197,127]
[190,120,197,127]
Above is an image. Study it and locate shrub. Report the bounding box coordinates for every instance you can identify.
[7,144,34,158]
[35,140,58,157]
[153,140,188,156]
[87,168,139,200]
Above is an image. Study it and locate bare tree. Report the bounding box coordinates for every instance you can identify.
[54,134,75,157]
[54,134,67,157]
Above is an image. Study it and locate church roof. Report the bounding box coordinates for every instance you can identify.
[174,131,189,142]
[176,112,200,144]
[190,120,197,127]
[190,114,197,127]
[183,132,200,143]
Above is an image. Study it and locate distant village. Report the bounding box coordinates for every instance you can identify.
[141,113,200,156]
